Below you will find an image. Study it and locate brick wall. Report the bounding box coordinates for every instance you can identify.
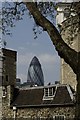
[2,48,17,86]
[1,106,75,119]
[16,107,75,119]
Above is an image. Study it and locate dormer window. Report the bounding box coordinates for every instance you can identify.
[43,86,56,100]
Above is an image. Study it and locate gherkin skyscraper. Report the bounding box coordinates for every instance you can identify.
[27,56,44,86]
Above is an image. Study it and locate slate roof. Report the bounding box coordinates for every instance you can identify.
[11,85,75,108]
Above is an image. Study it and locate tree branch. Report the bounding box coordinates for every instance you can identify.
[24,2,78,74]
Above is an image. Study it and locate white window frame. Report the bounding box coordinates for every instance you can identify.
[54,115,65,120]
[43,86,57,100]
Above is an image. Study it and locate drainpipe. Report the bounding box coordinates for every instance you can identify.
[13,106,17,120]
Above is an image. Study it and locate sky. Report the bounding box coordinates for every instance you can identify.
[1,2,60,85]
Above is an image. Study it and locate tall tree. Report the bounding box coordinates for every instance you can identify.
[1,1,80,119]
[24,2,79,119]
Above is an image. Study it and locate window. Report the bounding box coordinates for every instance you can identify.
[28,116,65,120]
[6,75,8,81]
[40,117,53,120]
[64,8,70,18]
[2,86,7,98]
[43,86,56,100]
[55,115,65,120]
[45,88,48,97]
[49,87,53,96]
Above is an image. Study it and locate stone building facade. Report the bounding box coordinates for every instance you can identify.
[2,48,17,86]
[60,15,79,90]
[2,83,76,120]
[0,48,76,120]
[0,48,17,120]
[56,1,79,90]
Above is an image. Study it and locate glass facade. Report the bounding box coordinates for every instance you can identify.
[27,56,44,86]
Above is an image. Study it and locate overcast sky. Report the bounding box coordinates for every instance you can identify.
[2,3,60,85]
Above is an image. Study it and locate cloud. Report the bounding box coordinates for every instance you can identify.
[39,54,59,65]
[18,52,34,66]
[17,51,60,84]
[18,52,59,67]
[1,0,61,2]
[38,54,60,84]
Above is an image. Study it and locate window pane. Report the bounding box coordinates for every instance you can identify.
[45,88,48,97]
[53,87,56,94]
[55,116,64,120]
[49,88,53,96]
[6,75,8,81]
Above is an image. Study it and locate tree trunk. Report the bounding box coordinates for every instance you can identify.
[75,73,80,119]
[24,2,80,119]
[75,52,80,119]
[24,2,77,74]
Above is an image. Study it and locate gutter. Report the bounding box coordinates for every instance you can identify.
[11,103,75,108]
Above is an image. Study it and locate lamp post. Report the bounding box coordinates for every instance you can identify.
[13,106,17,120]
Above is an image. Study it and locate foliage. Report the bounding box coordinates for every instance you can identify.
[2,2,26,35]
[1,2,56,38]
[33,2,56,39]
